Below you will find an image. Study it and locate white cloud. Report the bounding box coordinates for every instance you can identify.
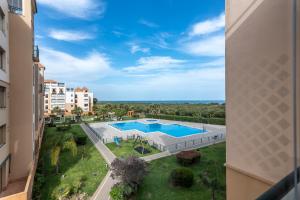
[40,48,113,83]
[49,29,94,42]
[189,13,225,36]
[138,19,159,28]
[129,44,150,54]
[38,0,106,19]
[182,34,225,57]
[179,13,225,57]
[124,56,186,73]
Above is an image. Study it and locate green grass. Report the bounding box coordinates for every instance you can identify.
[134,142,226,200]
[33,125,108,200]
[106,139,161,158]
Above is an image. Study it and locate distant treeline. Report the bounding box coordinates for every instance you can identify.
[146,114,225,125]
[93,102,225,125]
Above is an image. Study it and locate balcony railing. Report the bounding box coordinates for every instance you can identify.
[33,45,39,62]
[257,167,300,200]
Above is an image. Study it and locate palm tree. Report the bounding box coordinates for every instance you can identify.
[50,133,77,174]
[72,106,83,119]
[150,104,160,116]
[95,107,108,121]
[51,106,63,116]
[201,172,218,200]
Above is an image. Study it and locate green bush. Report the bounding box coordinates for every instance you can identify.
[110,184,125,200]
[52,184,71,199]
[176,150,201,166]
[56,124,71,132]
[145,114,225,125]
[74,135,87,146]
[47,121,56,127]
[170,168,194,188]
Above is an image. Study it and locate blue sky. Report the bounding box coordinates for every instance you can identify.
[36,0,225,101]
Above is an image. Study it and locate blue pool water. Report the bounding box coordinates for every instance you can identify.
[111,121,206,137]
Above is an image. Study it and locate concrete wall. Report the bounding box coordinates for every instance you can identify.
[226,0,300,199]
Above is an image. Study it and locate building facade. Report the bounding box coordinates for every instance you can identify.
[65,87,75,115]
[0,0,10,196]
[44,80,66,115]
[74,87,94,114]
[45,83,94,115]
[226,0,300,199]
[0,0,45,199]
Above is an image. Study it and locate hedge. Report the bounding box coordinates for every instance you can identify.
[170,168,194,188]
[176,150,201,166]
[145,114,225,125]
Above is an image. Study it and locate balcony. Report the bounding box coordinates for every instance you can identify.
[33,45,39,62]
[257,167,300,200]
[8,0,23,15]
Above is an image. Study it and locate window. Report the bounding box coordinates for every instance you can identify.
[0,125,6,147]
[0,87,6,108]
[0,47,5,70]
[84,94,88,97]
[0,155,9,193]
[45,94,48,98]
[45,100,48,104]
[45,105,48,110]
[71,105,74,107]
[39,84,43,93]
[84,104,88,107]
[8,0,23,14]
[52,89,56,94]
[0,8,5,33]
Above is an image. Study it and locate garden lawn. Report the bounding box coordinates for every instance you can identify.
[134,142,226,200]
[33,125,108,200]
[106,139,161,158]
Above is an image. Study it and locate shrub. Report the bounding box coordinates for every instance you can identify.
[48,121,56,127]
[52,184,71,199]
[111,156,147,190]
[110,184,125,200]
[176,150,201,166]
[56,124,71,132]
[74,135,87,146]
[170,168,194,188]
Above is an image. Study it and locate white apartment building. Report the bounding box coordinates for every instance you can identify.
[45,82,94,115]
[65,87,75,115]
[74,87,93,113]
[44,80,66,115]
[65,87,93,115]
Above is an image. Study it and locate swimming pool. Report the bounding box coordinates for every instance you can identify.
[111,121,207,137]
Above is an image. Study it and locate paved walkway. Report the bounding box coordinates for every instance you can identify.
[81,124,117,200]
[90,171,117,200]
[141,151,171,162]
[81,124,116,164]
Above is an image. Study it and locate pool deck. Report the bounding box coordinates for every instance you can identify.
[89,118,226,153]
